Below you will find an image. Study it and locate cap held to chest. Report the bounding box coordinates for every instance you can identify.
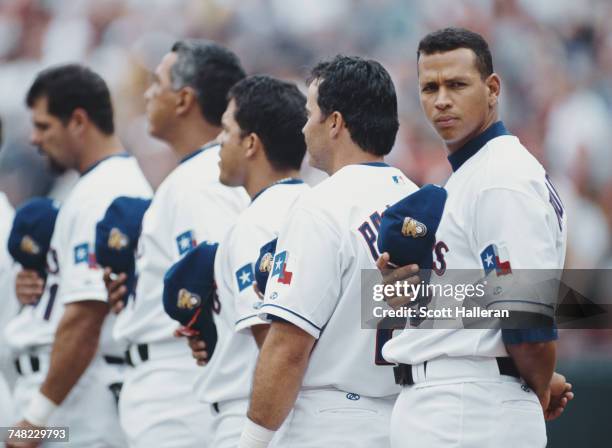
[8,198,59,273]
[377,184,447,270]
[163,241,219,357]
[95,196,151,301]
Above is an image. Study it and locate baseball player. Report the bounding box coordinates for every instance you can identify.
[180,75,309,448]
[5,64,152,448]
[238,56,418,448]
[104,40,248,448]
[378,28,572,447]
[4,197,59,436]
[0,114,18,429]
[0,121,17,428]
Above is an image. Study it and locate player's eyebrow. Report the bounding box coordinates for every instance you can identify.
[443,76,470,84]
[33,119,49,130]
[420,80,439,90]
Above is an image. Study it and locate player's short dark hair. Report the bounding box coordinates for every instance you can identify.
[228,75,307,171]
[171,40,246,127]
[417,27,494,79]
[26,64,115,134]
[307,55,399,156]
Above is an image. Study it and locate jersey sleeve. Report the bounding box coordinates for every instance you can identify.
[170,184,244,261]
[58,200,108,304]
[228,221,275,332]
[473,187,561,342]
[260,206,341,339]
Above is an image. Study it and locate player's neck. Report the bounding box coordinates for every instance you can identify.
[446,111,499,155]
[244,168,301,200]
[328,145,384,175]
[170,120,221,160]
[77,133,125,174]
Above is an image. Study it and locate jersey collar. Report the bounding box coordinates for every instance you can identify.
[358,162,390,167]
[447,121,510,172]
[81,152,131,177]
[251,178,304,203]
[179,141,218,165]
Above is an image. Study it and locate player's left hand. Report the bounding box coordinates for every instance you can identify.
[376,252,420,309]
[5,419,44,448]
[543,372,574,421]
[187,336,209,366]
[103,268,128,313]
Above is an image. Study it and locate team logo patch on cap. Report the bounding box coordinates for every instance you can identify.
[177,288,201,309]
[401,217,427,238]
[20,235,41,255]
[108,227,129,250]
[259,252,274,273]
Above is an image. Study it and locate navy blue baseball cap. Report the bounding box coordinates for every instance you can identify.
[95,196,151,298]
[8,197,59,272]
[377,184,447,270]
[255,238,277,295]
[163,241,219,357]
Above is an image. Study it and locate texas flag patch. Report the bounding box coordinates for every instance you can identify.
[176,230,197,256]
[271,251,293,285]
[480,244,512,276]
[74,242,97,269]
[235,263,254,292]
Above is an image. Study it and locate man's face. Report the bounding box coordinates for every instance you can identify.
[302,80,330,172]
[29,96,72,172]
[418,48,494,150]
[144,52,179,140]
[218,99,248,187]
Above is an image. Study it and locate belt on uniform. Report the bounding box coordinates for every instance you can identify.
[394,357,521,386]
[15,354,126,375]
[125,344,149,367]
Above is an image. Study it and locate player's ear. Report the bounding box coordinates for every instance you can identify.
[244,133,260,159]
[68,108,88,137]
[176,87,196,116]
[485,73,501,108]
[329,111,344,139]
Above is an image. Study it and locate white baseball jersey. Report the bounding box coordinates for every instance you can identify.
[195,179,309,405]
[113,144,249,345]
[383,122,568,365]
[4,154,152,355]
[260,163,418,398]
[0,193,16,427]
[0,192,17,364]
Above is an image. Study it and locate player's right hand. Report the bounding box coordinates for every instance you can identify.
[543,372,574,421]
[103,268,128,314]
[15,269,45,305]
[376,252,420,309]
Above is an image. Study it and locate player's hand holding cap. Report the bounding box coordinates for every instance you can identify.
[95,196,151,301]
[8,197,59,273]
[163,241,219,359]
[255,238,277,296]
[377,183,447,270]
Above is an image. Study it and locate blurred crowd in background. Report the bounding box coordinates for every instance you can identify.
[0,0,610,357]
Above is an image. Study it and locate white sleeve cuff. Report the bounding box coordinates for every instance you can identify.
[238,418,276,448]
[23,390,58,427]
[259,303,321,338]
